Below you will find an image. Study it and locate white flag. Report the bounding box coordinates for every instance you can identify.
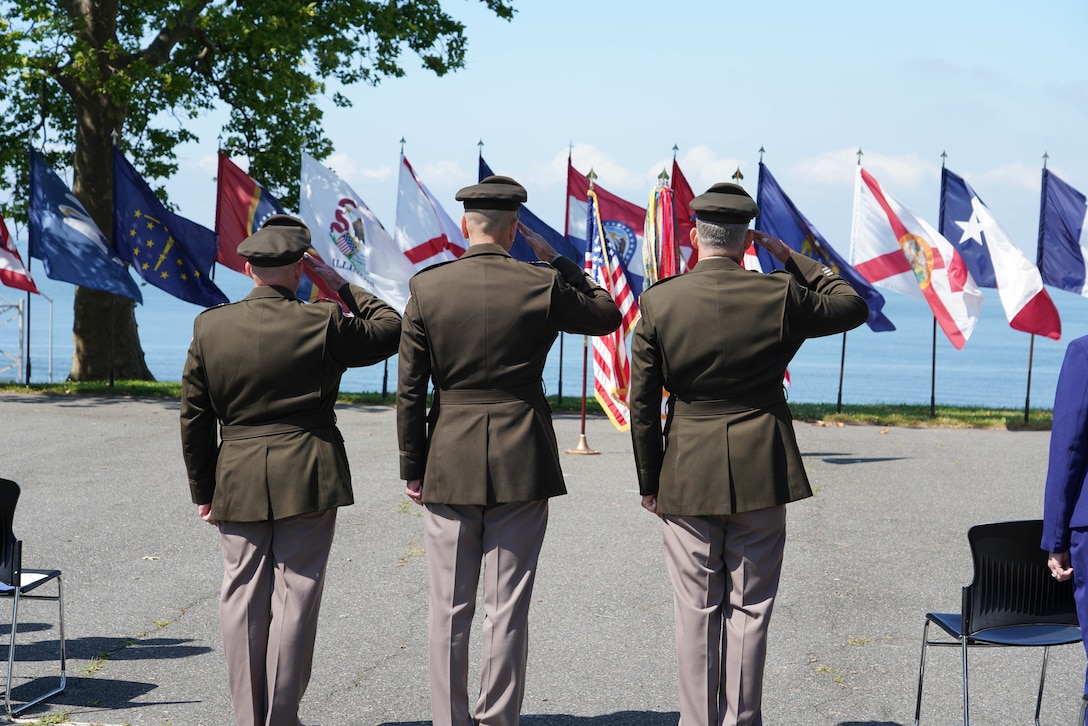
[299,152,414,312]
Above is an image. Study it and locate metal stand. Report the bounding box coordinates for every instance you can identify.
[565,335,599,455]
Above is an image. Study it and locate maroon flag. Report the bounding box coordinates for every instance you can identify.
[670,160,698,270]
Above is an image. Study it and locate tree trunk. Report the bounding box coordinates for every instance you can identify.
[66,35,152,381]
[70,286,152,380]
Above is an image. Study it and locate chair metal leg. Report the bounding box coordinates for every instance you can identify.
[1078,693,1088,726]
[914,619,932,726]
[5,587,19,720]
[5,575,66,718]
[962,635,971,726]
[1035,644,1050,726]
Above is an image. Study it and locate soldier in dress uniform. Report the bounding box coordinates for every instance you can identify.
[629,183,869,726]
[397,175,622,726]
[179,215,401,726]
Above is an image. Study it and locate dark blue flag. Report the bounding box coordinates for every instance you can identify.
[1037,168,1088,297]
[27,149,143,302]
[755,162,894,332]
[478,156,580,263]
[113,149,227,307]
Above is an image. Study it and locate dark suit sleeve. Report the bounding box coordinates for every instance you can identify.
[327,284,403,367]
[781,253,869,340]
[548,256,623,336]
[179,320,218,505]
[629,301,664,496]
[396,288,431,481]
[1042,339,1088,552]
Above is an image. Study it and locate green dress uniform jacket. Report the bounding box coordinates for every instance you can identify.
[180,283,401,522]
[630,253,868,516]
[397,243,622,505]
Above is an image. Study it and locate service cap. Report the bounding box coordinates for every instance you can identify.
[237,214,311,267]
[455,175,527,211]
[689,183,760,224]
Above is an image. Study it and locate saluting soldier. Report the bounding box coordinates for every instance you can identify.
[629,183,868,726]
[397,175,622,726]
[180,215,401,726]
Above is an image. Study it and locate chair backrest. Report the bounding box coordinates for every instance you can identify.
[963,519,1079,634]
[0,479,21,588]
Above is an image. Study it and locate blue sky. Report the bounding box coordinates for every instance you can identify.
[159,0,1088,265]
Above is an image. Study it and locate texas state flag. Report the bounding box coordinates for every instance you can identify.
[941,168,1060,340]
[1038,169,1088,299]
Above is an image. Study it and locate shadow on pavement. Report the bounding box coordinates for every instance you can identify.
[378,714,681,726]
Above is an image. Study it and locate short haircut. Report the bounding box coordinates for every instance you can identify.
[465,208,518,238]
[696,220,748,255]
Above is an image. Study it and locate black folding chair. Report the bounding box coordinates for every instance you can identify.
[913,519,1081,726]
[0,478,66,718]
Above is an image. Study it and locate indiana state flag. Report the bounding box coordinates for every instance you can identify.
[755,162,894,332]
[1038,169,1088,299]
[113,149,227,307]
[941,167,1060,340]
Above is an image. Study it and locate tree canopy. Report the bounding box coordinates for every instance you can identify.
[0,0,514,379]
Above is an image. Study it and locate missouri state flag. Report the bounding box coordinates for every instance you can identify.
[756,162,895,332]
[567,160,647,296]
[941,167,1060,340]
[113,149,228,307]
[1038,169,1088,298]
[851,167,982,350]
[0,213,39,294]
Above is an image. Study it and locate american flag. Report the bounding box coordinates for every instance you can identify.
[586,189,638,431]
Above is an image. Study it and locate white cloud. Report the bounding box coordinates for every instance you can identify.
[325,152,392,186]
[971,162,1040,191]
[790,148,939,190]
[196,152,219,177]
[671,146,746,192]
[416,159,465,187]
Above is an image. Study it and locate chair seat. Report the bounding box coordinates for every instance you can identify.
[927,612,1083,647]
[0,569,61,596]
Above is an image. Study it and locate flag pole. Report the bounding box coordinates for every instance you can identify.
[837,333,847,414]
[1024,334,1035,424]
[109,130,118,387]
[566,164,598,455]
[929,151,953,419]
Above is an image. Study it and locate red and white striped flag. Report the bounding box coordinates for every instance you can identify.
[587,189,638,431]
[850,167,982,349]
[394,155,464,271]
[0,213,39,294]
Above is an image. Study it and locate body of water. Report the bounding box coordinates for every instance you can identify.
[3,265,1087,411]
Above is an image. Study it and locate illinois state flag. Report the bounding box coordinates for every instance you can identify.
[756,162,895,332]
[215,151,286,273]
[29,149,142,302]
[395,155,464,271]
[587,189,638,431]
[299,152,414,312]
[941,168,1060,340]
[0,213,39,294]
[1038,169,1088,298]
[567,160,647,296]
[851,167,982,350]
[113,149,228,307]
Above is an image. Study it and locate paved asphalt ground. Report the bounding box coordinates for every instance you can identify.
[1,392,1085,726]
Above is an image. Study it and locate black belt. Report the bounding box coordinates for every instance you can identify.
[220,412,337,441]
[672,390,785,415]
[437,384,543,405]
